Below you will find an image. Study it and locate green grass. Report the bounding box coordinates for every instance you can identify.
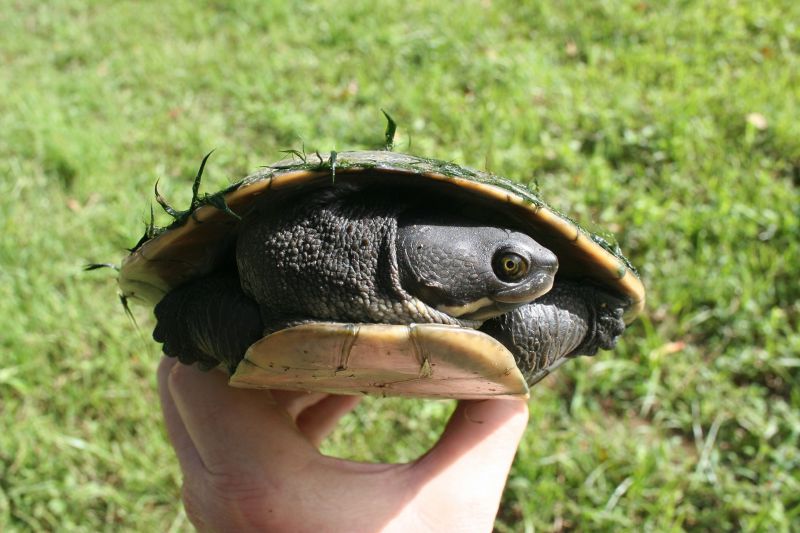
[1,0,799,530]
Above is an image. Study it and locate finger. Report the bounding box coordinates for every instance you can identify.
[410,399,528,516]
[167,362,318,475]
[157,357,204,479]
[423,399,528,475]
[296,395,362,447]
[270,390,329,420]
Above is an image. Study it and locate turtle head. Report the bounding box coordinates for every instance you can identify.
[396,213,558,321]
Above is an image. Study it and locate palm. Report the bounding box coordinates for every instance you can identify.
[158,358,528,532]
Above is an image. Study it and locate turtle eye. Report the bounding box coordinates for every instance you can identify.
[492,251,529,282]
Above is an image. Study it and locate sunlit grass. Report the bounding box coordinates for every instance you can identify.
[1,0,798,530]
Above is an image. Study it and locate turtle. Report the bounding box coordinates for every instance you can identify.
[118,149,644,399]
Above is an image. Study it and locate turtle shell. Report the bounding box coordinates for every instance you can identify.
[120,151,644,398]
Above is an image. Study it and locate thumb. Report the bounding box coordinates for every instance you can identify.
[408,399,529,524]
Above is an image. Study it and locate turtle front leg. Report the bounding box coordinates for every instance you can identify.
[153,272,263,373]
[480,281,627,385]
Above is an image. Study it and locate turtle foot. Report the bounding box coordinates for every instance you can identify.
[480,281,628,384]
[153,272,263,371]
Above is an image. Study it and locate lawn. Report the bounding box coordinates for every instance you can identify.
[1,0,798,531]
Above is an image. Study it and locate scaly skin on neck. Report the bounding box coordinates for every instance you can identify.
[236,187,468,331]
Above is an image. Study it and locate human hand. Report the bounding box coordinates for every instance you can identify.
[158,356,529,532]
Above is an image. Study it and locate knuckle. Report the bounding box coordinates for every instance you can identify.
[204,471,285,530]
[182,473,280,532]
[206,469,266,499]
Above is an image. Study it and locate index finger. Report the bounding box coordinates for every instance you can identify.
[167,362,319,475]
[158,357,204,478]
